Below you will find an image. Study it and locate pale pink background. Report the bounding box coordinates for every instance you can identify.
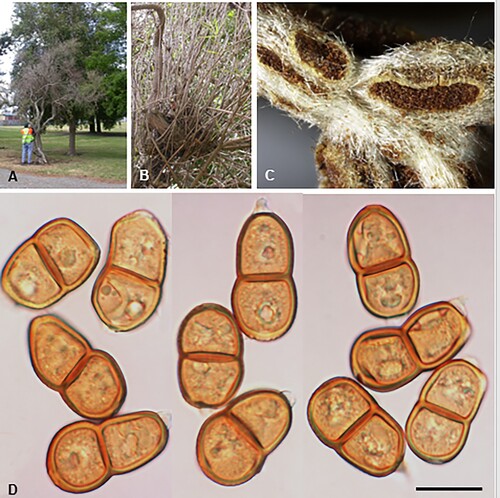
[303,194,495,498]
[0,193,174,498]
[0,193,494,498]
[171,193,304,498]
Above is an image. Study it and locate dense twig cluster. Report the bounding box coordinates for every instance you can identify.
[132,2,251,188]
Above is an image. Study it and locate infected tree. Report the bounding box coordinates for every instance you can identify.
[14,41,102,163]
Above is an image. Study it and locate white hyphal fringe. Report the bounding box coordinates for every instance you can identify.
[257,4,493,188]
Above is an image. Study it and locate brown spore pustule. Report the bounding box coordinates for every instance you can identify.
[294,31,348,80]
[370,81,480,111]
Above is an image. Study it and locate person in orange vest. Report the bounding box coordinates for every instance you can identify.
[20,122,35,164]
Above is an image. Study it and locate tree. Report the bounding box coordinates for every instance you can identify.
[0,85,9,108]
[0,32,12,106]
[10,2,125,159]
[85,3,126,132]
[0,32,11,57]
[14,41,102,162]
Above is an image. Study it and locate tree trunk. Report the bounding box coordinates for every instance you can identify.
[97,119,102,134]
[34,133,49,164]
[68,120,77,155]
[89,117,96,133]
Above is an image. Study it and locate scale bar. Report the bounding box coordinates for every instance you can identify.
[416,487,483,492]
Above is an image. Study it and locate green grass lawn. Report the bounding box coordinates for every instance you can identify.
[0,124,126,181]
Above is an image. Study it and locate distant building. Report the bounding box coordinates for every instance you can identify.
[0,112,22,126]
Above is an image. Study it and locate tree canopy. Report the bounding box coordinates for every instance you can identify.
[0,32,11,57]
